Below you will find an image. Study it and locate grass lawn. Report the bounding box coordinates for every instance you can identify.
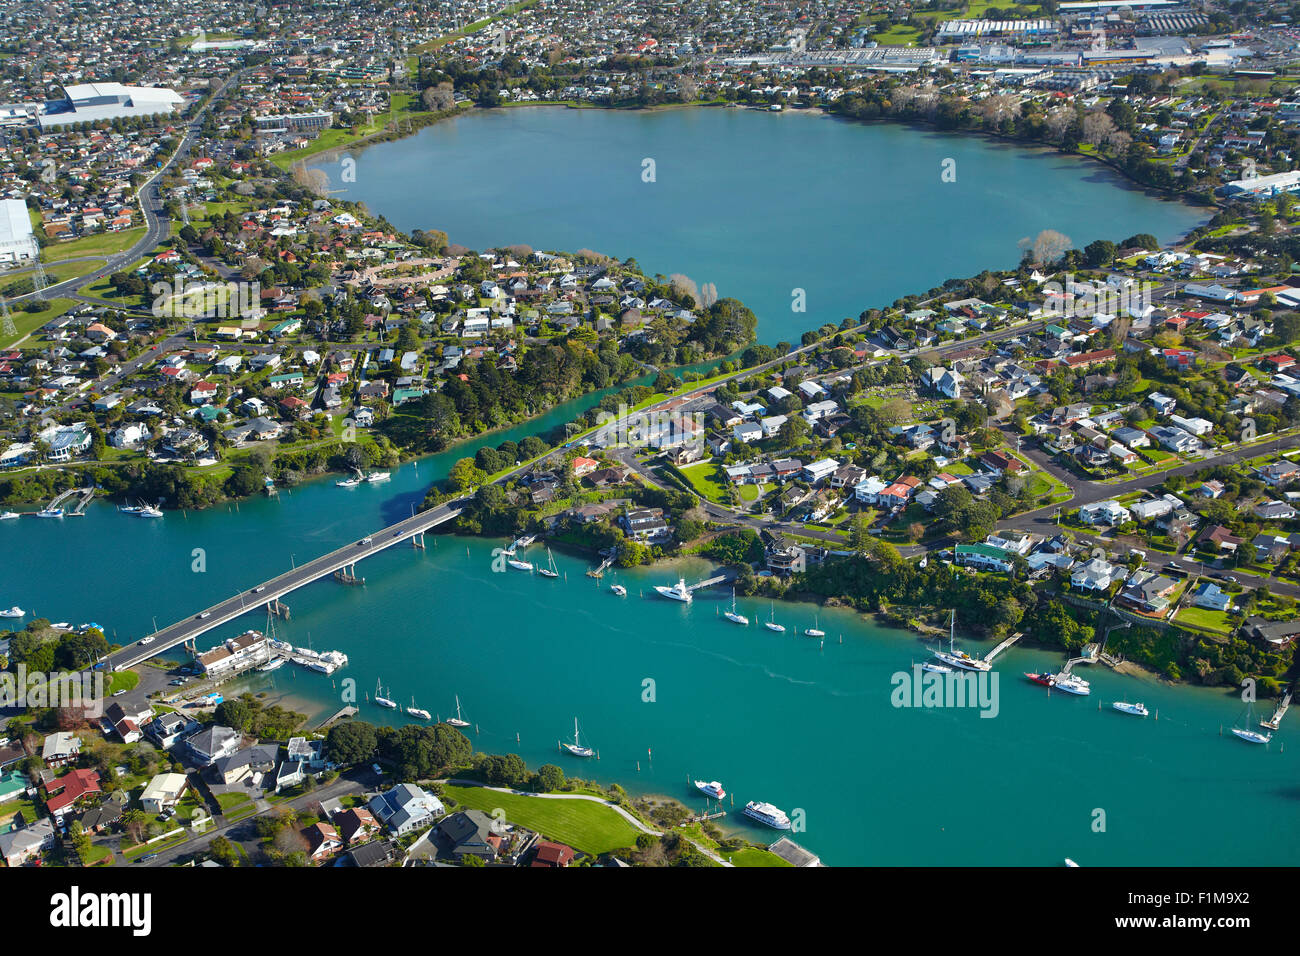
[442,785,640,856]
[216,792,253,811]
[737,483,760,502]
[0,799,38,827]
[678,462,730,503]
[729,846,793,867]
[0,297,75,349]
[107,669,140,695]
[81,844,113,865]
[1174,605,1234,635]
[41,227,146,262]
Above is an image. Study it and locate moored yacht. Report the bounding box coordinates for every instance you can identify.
[1053,672,1091,696]
[258,658,285,673]
[364,471,390,483]
[406,698,432,720]
[336,476,361,487]
[373,679,397,709]
[764,603,785,632]
[1025,672,1055,687]
[723,588,748,625]
[36,508,63,518]
[610,583,627,596]
[694,780,726,800]
[0,512,18,520]
[1231,727,1272,744]
[654,578,692,603]
[743,801,791,830]
[447,695,470,728]
[921,661,954,674]
[562,717,594,757]
[537,548,559,578]
[0,606,24,618]
[507,556,534,571]
[1113,701,1148,717]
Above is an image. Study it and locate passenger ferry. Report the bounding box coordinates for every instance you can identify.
[743,801,792,830]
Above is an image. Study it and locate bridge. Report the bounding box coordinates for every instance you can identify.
[103,498,467,671]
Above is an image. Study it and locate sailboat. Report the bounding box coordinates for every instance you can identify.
[803,612,824,638]
[932,609,991,672]
[373,679,397,709]
[723,588,748,625]
[764,602,785,633]
[406,696,431,720]
[1232,699,1272,743]
[537,548,559,579]
[447,695,470,728]
[562,717,594,758]
[507,541,533,571]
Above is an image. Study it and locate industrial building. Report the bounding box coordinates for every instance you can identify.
[39,82,184,130]
[0,198,38,264]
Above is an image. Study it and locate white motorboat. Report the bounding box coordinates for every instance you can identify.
[723,588,748,625]
[1113,701,1148,717]
[743,801,791,830]
[36,508,63,518]
[921,661,954,674]
[137,503,163,518]
[654,578,692,603]
[610,583,627,596]
[446,695,470,728]
[0,512,18,520]
[1064,858,1080,868]
[365,471,390,483]
[258,658,285,672]
[1053,673,1091,696]
[694,780,726,800]
[507,557,534,572]
[0,606,25,618]
[562,717,594,757]
[336,476,361,487]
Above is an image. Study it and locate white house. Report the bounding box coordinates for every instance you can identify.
[140,772,188,813]
[1193,581,1231,611]
[803,458,839,484]
[1072,557,1120,591]
[732,422,763,444]
[1078,500,1131,526]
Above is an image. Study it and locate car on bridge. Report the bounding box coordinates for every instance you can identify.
[139,636,155,645]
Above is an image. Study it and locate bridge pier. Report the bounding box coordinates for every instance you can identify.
[412,531,425,550]
[267,599,291,620]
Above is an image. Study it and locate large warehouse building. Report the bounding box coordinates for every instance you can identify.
[0,198,39,264]
[39,82,184,129]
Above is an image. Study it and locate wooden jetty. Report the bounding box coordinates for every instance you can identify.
[1262,689,1292,731]
[983,630,1024,663]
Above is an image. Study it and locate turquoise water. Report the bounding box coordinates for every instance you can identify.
[6,450,1296,866]
[311,106,1209,345]
[7,111,1276,866]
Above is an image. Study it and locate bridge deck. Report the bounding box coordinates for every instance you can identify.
[104,500,465,671]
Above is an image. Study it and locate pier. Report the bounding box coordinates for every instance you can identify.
[102,498,466,671]
[45,486,94,514]
[983,631,1024,663]
[1060,643,1101,676]
[687,572,732,593]
[1262,689,1292,731]
[587,552,615,578]
[315,705,359,732]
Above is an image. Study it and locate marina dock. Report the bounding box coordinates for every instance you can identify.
[315,705,358,731]
[1262,689,1292,731]
[983,631,1024,663]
